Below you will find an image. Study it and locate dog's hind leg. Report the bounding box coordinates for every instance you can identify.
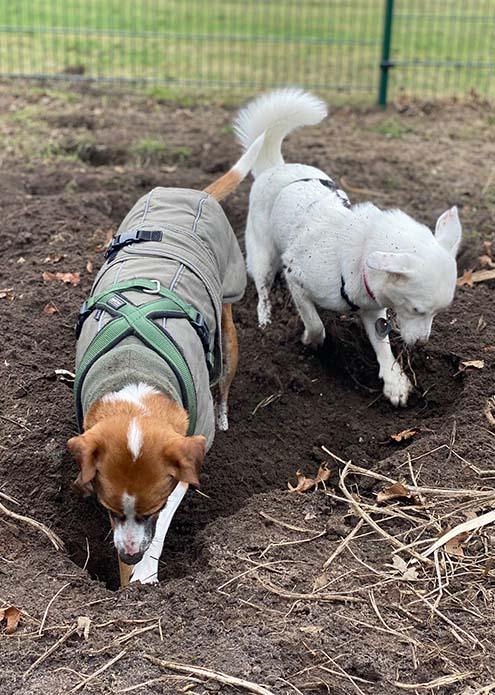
[130,482,189,585]
[285,273,325,347]
[245,217,278,328]
[217,303,239,432]
[361,309,413,407]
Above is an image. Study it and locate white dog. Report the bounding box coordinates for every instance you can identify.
[234,89,462,406]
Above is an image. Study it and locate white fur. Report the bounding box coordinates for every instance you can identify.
[127,418,143,461]
[236,89,462,406]
[234,88,327,178]
[102,382,158,410]
[113,493,147,557]
[130,482,189,585]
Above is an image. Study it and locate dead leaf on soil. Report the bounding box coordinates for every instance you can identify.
[459,359,484,371]
[42,271,81,287]
[478,254,495,269]
[288,464,331,494]
[390,555,419,581]
[312,572,329,592]
[299,625,323,635]
[390,427,419,443]
[77,616,91,640]
[86,259,93,274]
[457,269,474,288]
[376,482,422,506]
[483,240,493,257]
[484,397,495,427]
[94,228,114,253]
[288,470,317,494]
[43,302,59,315]
[444,530,469,558]
[458,268,495,287]
[0,606,21,634]
[0,288,14,301]
[43,254,63,264]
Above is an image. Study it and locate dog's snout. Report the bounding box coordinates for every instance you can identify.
[119,550,145,565]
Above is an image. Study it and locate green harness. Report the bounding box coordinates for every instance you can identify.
[74,278,212,436]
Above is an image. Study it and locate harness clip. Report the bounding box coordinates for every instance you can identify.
[142,279,161,294]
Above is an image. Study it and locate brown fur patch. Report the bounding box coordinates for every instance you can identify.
[69,392,205,516]
[204,169,242,202]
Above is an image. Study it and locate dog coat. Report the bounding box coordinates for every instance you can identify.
[75,187,246,450]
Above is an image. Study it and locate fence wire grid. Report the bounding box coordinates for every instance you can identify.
[0,1,494,104]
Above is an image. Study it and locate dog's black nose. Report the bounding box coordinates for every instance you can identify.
[119,551,144,565]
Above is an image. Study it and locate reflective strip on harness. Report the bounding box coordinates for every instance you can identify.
[74,279,212,435]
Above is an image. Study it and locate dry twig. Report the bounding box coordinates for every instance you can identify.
[0,502,64,550]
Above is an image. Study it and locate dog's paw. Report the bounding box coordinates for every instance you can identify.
[216,401,229,432]
[301,326,325,348]
[130,558,159,585]
[382,370,413,407]
[258,316,272,330]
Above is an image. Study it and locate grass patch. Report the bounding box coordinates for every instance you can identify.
[131,137,192,166]
[373,119,416,139]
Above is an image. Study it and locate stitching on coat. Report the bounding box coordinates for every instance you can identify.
[192,195,207,235]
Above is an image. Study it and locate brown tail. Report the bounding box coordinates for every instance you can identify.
[203,131,265,202]
[204,169,243,202]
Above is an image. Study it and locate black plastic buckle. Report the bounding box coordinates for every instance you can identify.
[75,301,92,338]
[191,312,210,354]
[104,229,163,260]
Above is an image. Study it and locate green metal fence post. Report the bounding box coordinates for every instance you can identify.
[378,0,395,108]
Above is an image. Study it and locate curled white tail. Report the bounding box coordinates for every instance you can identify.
[234,88,328,178]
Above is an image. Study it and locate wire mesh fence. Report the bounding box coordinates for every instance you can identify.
[0,1,494,104]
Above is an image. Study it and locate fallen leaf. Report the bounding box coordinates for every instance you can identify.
[314,464,331,485]
[77,616,91,640]
[478,254,495,269]
[376,482,422,505]
[43,303,59,315]
[0,606,21,634]
[390,555,419,581]
[457,269,474,288]
[288,470,317,494]
[458,268,495,287]
[0,288,14,301]
[312,572,329,592]
[43,254,63,264]
[390,427,418,443]
[444,531,468,558]
[86,259,93,274]
[288,464,331,494]
[483,345,495,353]
[460,359,484,370]
[483,240,493,258]
[94,228,114,253]
[42,271,81,287]
[299,625,323,635]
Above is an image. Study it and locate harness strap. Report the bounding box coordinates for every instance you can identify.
[105,229,163,261]
[340,276,360,312]
[74,280,211,435]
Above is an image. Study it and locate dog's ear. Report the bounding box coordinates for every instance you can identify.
[165,435,206,488]
[366,252,414,275]
[435,206,462,257]
[67,432,99,496]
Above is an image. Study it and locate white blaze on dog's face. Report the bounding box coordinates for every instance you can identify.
[68,415,206,565]
[366,207,462,347]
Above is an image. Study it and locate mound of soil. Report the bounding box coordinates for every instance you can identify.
[0,83,494,694]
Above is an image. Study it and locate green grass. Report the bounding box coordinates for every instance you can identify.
[0,1,494,101]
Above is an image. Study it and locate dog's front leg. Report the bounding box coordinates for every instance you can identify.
[361,309,412,407]
[217,303,239,431]
[130,482,189,585]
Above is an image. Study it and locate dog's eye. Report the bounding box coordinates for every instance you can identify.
[413,307,425,315]
[109,510,125,523]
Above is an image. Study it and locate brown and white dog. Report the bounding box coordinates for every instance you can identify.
[68,133,264,587]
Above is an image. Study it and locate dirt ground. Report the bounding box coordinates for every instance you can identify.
[1,82,495,695]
